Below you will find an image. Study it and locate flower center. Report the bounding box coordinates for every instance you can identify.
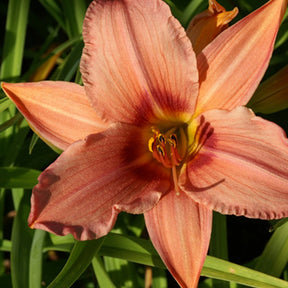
[148,125,188,196]
[148,125,187,169]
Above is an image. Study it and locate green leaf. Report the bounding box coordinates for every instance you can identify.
[29,230,46,288]
[99,233,165,269]
[47,237,105,288]
[270,218,288,232]
[11,188,24,210]
[45,232,288,288]
[0,113,23,133]
[101,234,288,288]
[0,239,12,252]
[0,98,12,113]
[152,268,168,288]
[209,212,229,288]
[61,0,86,39]
[1,118,30,167]
[92,255,117,288]
[169,0,206,28]
[275,9,288,49]
[0,0,31,79]
[11,192,34,288]
[0,167,40,189]
[104,256,139,288]
[29,133,39,155]
[202,256,288,288]
[255,221,288,277]
[53,40,84,81]
[38,0,65,32]
[0,189,6,275]
[43,234,75,253]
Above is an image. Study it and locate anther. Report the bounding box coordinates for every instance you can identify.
[157,145,165,156]
[170,134,177,142]
[158,134,165,143]
[168,134,177,147]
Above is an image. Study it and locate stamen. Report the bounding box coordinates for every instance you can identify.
[157,145,165,156]
[158,134,165,143]
[188,116,214,159]
[148,126,187,168]
[167,134,176,148]
[170,134,177,143]
[148,137,155,152]
[172,165,181,196]
[148,125,187,196]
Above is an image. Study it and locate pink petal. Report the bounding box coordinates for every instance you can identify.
[80,0,198,124]
[180,107,288,219]
[248,65,288,114]
[196,0,287,115]
[29,123,171,240]
[1,81,107,151]
[144,191,212,288]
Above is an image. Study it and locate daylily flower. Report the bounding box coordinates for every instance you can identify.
[186,0,238,54]
[2,0,288,287]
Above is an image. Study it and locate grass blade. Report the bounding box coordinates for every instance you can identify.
[61,0,86,38]
[0,167,40,189]
[255,222,288,277]
[0,0,31,79]
[47,237,105,288]
[44,232,288,287]
[92,255,116,288]
[11,192,34,288]
[29,230,46,288]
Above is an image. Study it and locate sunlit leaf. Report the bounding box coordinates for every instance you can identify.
[202,256,288,288]
[61,0,86,39]
[11,192,34,288]
[255,222,288,277]
[47,237,105,288]
[0,167,40,189]
[92,255,117,288]
[0,98,12,113]
[0,0,31,79]
[104,256,139,288]
[0,113,23,133]
[44,232,288,288]
[52,40,84,81]
[29,230,46,288]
